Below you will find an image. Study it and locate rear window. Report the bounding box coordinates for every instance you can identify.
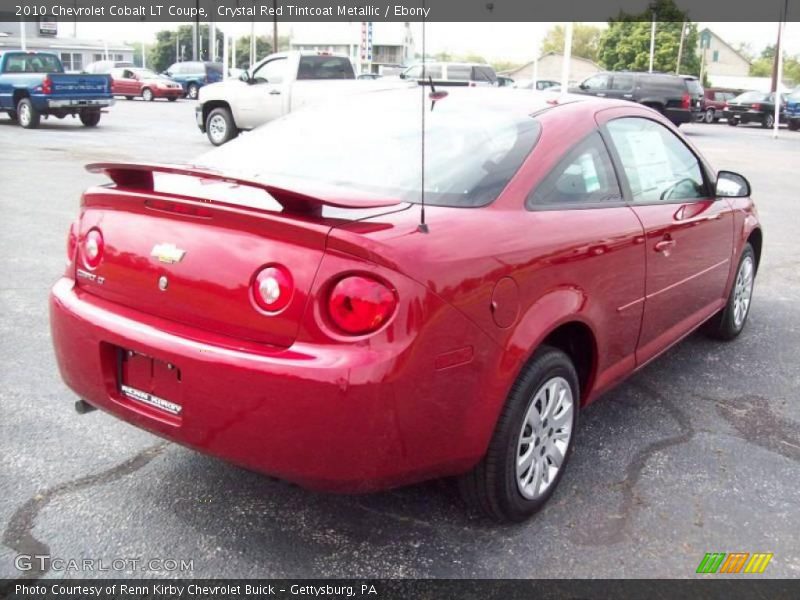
[198,93,541,208]
[684,78,703,95]
[3,53,63,74]
[297,56,355,80]
[472,66,497,83]
[735,91,768,103]
[447,65,471,81]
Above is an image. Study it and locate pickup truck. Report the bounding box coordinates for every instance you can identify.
[0,51,113,129]
[196,51,410,145]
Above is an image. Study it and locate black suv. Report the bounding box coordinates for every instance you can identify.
[570,71,702,126]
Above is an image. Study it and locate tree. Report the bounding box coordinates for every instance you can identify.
[541,24,603,62]
[147,25,223,73]
[597,0,700,76]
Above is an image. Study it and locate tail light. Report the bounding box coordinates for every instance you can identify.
[251,265,293,313]
[327,275,397,335]
[751,103,761,111]
[82,229,104,269]
[681,93,691,110]
[66,222,77,263]
[41,75,52,95]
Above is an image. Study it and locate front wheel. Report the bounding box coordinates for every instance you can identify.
[17,98,40,129]
[704,108,715,124]
[206,107,238,146]
[704,243,756,340]
[79,110,101,127]
[142,88,154,102]
[187,83,199,100]
[458,346,579,522]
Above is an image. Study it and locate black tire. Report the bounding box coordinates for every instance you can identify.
[762,114,774,128]
[187,83,199,100]
[125,96,134,100]
[704,243,756,341]
[727,119,738,126]
[704,108,715,124]
[458,346,579,522]
[168,97,178,102]
[79,110,101,127]
[205,106,238,146]
[142,88,154,102]
[17,97,40,129]
[789,120,799,131]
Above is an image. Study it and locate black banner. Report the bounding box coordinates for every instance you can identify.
[2,579,800,600]
[2,0,798,23]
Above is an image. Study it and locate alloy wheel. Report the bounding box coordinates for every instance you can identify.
[516,376,574,500]
[208,114,227,144]
[733,255,754,328]
[19,102,31,127]
[705,109,714,124]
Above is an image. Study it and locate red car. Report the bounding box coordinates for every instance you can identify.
[110,67,183,102]
[50,89,761,521]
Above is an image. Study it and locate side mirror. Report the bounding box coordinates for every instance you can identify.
[239,71,251,83]
[579,83,588,90]
[716,170,751,198]
[399,72,406,79]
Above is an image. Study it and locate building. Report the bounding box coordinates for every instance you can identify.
[0,19,134,72]
[503,52,601,84]
[289,22,415,74]
[698,28,751,79]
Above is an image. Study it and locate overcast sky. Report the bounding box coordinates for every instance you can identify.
[65,21,798,62]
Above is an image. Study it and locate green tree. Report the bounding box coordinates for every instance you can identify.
[541,23,603,62]
[234,34,290,69]
[147,25,223,73]
[598,0,700,75]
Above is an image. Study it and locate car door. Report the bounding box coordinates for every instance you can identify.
[602,115,734,365]
[606,73,635,102]
[236,57,289,129]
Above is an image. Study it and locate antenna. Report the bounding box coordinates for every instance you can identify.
[418,7,429,234]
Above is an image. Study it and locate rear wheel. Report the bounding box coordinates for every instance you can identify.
[79,110,101,127]
[727,118,739,126]
[763,114,775,128]
[142,88,154,102]
[17,98,40,129]
[458,346,579,522]
[704,108,715,124]
[789,120,799,131]
[187,83,199,100]
[206,107,238,146]
[704,243,755,340]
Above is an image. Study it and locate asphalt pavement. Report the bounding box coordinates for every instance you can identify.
[1,99,799,579]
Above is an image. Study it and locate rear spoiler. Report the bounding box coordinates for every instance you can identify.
[86,162,402,213]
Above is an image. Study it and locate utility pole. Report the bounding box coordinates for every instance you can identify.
[193,0,200,61]
[273,0,278,53]
[210,21,216,62]
[560,22,573,97]
[675,21,686,74]
[772,0,788,139]
[19,19,26,51]
[648,16,656,73]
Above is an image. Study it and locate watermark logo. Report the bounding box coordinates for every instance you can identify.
[696,552,773,574]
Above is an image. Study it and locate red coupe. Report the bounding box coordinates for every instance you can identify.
[50,89,761,521]
[110,67,183,102]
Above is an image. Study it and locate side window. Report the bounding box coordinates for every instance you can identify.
[527,132,622,209]
[581,74,610,91]
[422,64,442,79]
[446,65,471,81]
[606,117,707,204]
[253,58,288,84]
[611,74,633,91]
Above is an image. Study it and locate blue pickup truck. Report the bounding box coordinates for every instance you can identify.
[0,51,113,128]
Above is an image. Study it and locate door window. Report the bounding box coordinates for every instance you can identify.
[527,132,622,209]
[253,58,288,84]
[606,118,707,204]
[581,74,610,91]
[611,74,634,91]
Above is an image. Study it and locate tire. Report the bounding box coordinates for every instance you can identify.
[187,83,199,100]
[727,118,738,126]
[79,110,101,127]
[704,108,715,124]
[168,97,178,102]
[789,120,799,131]
[206,106,238,146]
[704,243,756,341]
[458,346,579,522]
[16,97,40,129]
[762,114,774,128]
[125,96,134,100]
[142,88,154,102]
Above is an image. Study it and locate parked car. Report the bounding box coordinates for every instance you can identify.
[83,59,135,74]
[163,60,223,99]
[571,71,701,126]
[0,51,113,128]
[497,75,515,87]
[787,88,800,131]
[51,89,761,522]
[196,51,407,145]
[723,91,787,128]
[514,79,561,91]
[400,62,498,87]
[700,87,744,123]
[110,67,183,102]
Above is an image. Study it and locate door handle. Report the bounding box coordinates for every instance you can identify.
[268,89,281,95]
[654,239,676,254]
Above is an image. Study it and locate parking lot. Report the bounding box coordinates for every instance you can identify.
[1,98,799,579]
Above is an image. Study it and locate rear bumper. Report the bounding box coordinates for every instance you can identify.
[47,98,114,109]
[664,107,693,125]
[49,278,481,492]
[723,111,766,124]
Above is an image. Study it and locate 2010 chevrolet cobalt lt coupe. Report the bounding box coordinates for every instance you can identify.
[51,89,761,521]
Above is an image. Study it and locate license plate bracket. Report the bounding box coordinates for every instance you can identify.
[117,348,182,417]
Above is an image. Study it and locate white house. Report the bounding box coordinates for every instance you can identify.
[503,52,601,84]
[698,28,751,78]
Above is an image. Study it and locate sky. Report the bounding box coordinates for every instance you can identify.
[62,21,799,63]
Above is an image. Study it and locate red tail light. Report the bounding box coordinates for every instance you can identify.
[751,103,761,111]
[251,265,293,313]
[82,229,104,269]
[42,75,52,95]
[66,222,77,263]
[681,93,691,110]
[327,275,397,335]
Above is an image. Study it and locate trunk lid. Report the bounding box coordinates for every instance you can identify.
[76,163,403,348]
